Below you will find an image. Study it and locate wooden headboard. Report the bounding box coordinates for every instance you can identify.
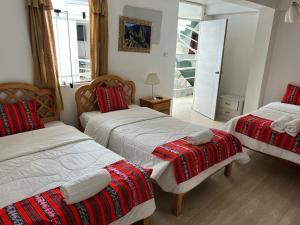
[75,75,136,118]
[0,83,59,123]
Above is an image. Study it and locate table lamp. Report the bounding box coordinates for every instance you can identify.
[145,73,160,100]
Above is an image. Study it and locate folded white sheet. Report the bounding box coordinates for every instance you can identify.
[61,169,111,205]
[285,119,300,137]
[187,130,214,145]
[270,115,294,133]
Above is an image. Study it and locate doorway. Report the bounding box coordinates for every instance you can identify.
[172,0,260,123]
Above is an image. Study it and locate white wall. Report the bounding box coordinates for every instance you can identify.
[0,0,179,126]
[108,0,178,103]
[60,0,179,126]
[262,5,300,104]
[179,2,204,19]
[0,0,33,83]
[213,13,259,97]
[227,0,279,9]
[243,7,275,113]
[206,2,258,15]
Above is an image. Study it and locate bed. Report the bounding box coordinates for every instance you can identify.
[224,102,300,165]
[0,83,155,225]
[75,75,249,215]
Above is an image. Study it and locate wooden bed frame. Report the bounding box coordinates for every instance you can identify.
[75,75,233,216]
[75,75,135,129]
[0,82,151,225]
[0,83,59,123]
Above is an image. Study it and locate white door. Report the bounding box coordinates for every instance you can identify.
[192,19,227,120]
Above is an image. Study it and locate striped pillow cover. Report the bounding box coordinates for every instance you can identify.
[95,86,129,113]
[282,84,300,106]
[0,99,44,137]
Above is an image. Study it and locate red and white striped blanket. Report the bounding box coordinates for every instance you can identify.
[0,160,154,225]
[152,129,243,184]
[235,114,300,154]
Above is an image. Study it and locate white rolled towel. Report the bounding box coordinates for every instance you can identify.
[270,115,294,133]
[285,119,300,137]
[61,169,111,205]
[187,129,214,145]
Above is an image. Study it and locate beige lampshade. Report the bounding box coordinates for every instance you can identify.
[145,73,160,85]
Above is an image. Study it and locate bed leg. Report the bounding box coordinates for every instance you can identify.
[141,217,151,225]
[224,162,233,177]
[172,193,184,216]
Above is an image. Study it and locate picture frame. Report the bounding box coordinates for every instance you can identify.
[118,16,152,53]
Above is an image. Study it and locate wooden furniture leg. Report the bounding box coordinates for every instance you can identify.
[134,217,151,225]
[172,193,184,216]
[224,162,233,177]
[141,217,151,225]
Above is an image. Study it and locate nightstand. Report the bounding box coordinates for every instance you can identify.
[217,94,245,120]
[140,97,172,115]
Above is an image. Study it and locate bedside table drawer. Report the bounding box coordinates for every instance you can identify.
[217,107,240,120]
[219,99,239,111]
[140,96,172,115]
[161,109,171,115]
[153,102,170,111]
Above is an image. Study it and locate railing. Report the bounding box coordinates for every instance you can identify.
[174,20,199,97]
[59,58,91,85]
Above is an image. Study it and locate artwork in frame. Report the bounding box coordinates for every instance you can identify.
[119,16,152,53]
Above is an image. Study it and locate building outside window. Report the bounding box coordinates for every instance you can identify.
[52,0,90,85]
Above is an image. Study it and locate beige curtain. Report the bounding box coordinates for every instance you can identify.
[27,0,63,112]
[89,0,108,79]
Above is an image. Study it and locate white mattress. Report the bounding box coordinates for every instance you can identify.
[0,122,155,225]
[81,108,249,194]
[80,104,141,128]
[44,120,65,128]
[223,102,300,165]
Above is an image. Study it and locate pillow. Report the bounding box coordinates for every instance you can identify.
[281,84,300,106]
[95,86,129,113]
[0,99,44,137]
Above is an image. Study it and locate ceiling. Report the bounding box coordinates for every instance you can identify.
[181,0,260,15]
[190,0,224,4]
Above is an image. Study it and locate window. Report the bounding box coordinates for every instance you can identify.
[52,0,91,85]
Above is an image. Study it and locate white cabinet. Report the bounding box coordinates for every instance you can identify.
[217,94,244,120]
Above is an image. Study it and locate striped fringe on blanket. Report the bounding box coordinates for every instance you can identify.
[152,129,243,184]
[235,114,300,154]
[0,160,154,225]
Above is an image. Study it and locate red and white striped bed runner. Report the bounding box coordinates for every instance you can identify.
[0,160,154,225]
[235,114,300,154]
[152,129,243,184]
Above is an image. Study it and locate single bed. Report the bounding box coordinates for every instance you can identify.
[75,75,249,215]
[224,102,300,165]
[0,83,155,225]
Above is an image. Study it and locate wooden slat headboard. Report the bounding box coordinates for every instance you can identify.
[0,83,59,123]
[75,75,136,118]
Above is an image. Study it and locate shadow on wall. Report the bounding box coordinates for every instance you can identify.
[60,85,80,127]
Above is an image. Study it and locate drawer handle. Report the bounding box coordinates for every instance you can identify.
[225,111,230,114]
[225,102,231,106]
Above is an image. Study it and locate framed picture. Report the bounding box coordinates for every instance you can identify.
[119,16,152,53]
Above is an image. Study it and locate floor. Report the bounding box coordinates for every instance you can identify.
[172,96,225,129]
[149,96,300,225]
[151,152,300,225]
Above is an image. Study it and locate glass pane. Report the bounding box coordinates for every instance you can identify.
[52,0,90,85]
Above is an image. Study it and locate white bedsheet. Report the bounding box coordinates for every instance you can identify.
[82,107,249,194]
[80,104,141,128]
[0,123,155,225]
[85,107,167,147]
[223,102,300,165]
